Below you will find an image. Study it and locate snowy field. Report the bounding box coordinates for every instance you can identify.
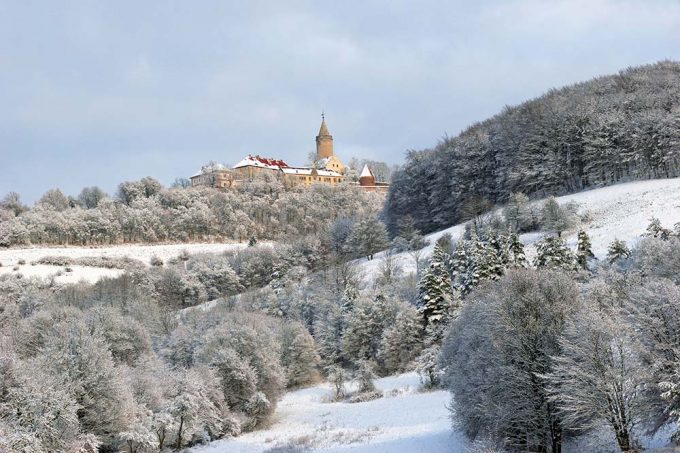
[191,372,462,453]
[0,242,257,283]
[357,177,680,281]
[190,371,673,453]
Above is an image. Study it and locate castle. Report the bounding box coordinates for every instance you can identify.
[190,116,388,191]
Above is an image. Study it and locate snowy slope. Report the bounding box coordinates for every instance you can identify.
[357,177,680,281]
[0,242,262,284]
[191,372,463,453]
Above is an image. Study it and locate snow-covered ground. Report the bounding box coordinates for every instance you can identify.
[0,263,124,285]
[0,242,258,283]
[357,177,680,281]
[191,372,463,453]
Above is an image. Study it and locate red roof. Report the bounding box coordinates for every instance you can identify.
[249,155,289,168]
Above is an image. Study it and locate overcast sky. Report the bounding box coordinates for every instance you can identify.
[1,0,679,202]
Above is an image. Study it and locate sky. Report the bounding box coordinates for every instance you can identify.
[1,0,679,203]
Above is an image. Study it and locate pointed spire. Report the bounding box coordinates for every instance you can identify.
[318,113,331,137]
[360,164,373,178]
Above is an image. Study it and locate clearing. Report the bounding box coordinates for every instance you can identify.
[0,242,257,284]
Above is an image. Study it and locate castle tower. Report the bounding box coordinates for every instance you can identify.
[316,114,334,159]
[359,164,375,186]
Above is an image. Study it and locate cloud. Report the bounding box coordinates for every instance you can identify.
[0,0,678,201]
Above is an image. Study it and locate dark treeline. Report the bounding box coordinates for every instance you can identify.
[386,61,680,234]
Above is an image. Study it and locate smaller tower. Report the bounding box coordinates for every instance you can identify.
[359,164,375,186]
[316,113,334,159]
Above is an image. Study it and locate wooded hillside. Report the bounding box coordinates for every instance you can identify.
[386,61,680,234]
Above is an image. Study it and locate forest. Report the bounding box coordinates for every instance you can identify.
[385,60,680,235]
[0,174,382,247]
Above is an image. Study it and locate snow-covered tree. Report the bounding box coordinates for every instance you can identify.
[280,322,320,388]
[355,360,377,393]
[415,345,442,389]
[576,229,595,270]
[326,365,347,401]
[343,297,384,362]
[380,303,423,373]
[534,236,577,270]
[0,360,87,452]
[313,305,346,367]
[417,244,453,332]
[449,240,473,293]
[503,192,533,232]
[644,217,671,240]
[541,197,574,237]
[607,238,631,264]
[346,215,389,260]
[169,368,224,449]
[546,306,647,452]
[441,269,580,452]
[35,319,135,444]
[507,232,528,267]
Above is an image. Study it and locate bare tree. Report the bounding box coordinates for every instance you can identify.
[546,304,647,452]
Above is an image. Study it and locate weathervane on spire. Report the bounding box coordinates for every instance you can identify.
[321,110,325,121]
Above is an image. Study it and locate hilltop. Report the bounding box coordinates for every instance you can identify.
[386,60,680,235]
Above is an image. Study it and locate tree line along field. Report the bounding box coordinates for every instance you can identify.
[0,175,383,247]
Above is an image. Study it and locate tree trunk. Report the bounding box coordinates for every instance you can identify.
[175,416,184,450]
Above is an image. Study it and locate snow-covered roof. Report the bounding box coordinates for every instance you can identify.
[233,155,289,170]
[281,167,343,177]
[360,164,374,178]
[317,169,343,177]
[191,163,230,178]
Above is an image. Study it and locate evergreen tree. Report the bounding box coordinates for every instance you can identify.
[280,323,320,388]
[533,236,577,270]
[473,234,505,282]
[313,305,346,367]
[576,230,596,270]
[607,238,631,264]
[248,235,258,247]
[645,217,671,240]
[341,280,359,313]
[507,233,528,267]
[380,305,423,373]
[449,240,472,294]
[417,244,453,332]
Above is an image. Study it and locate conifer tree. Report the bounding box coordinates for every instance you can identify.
[533,236,577,270]
[473,235,505,282]
[645,217,671,240]
[341,281,359,313]
[507,233,528,268]
[607,238,631,264]
[576,230,595,270]
[449,240,470,293]
[380,305,423,373]
[417,244,453,332]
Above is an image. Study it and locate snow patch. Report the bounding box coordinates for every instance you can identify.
[190,372,465,453]
[0,242,263,284]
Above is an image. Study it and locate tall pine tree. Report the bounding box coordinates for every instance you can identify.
[417,244,452,332]
[576,230,595,270]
